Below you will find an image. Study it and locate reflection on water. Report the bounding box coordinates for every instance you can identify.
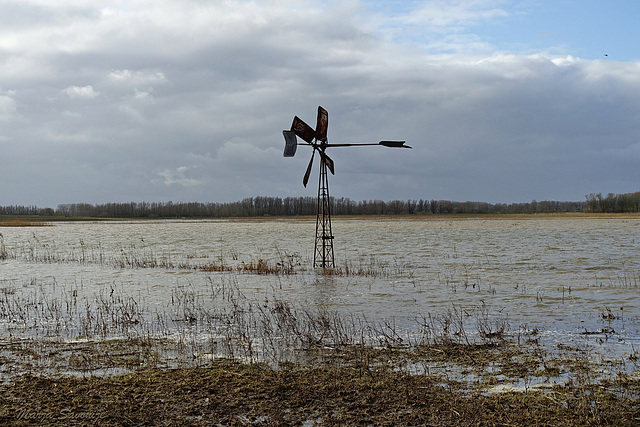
[1,217,639,357]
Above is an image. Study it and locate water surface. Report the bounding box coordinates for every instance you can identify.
[1,217,638,360]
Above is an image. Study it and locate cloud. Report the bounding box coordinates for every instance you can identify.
[366,0,511,54]
[157,166,202,187]
[0,1,638,207]
[403,0,510,29]
[0,95,17,119]
[64,85,99,99]
[108,69,168,86]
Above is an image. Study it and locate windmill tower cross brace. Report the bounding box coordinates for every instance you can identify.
[283,106,411,269]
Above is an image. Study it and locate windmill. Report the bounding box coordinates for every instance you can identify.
[283,106,411,268]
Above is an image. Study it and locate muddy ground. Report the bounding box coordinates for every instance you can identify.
[0,342,638,426]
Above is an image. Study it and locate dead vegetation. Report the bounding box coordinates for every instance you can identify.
[0,349,639,426]
[0,218,49,227]
[0,278,638,425]
[2,236,398,277]
[1,222,639,424]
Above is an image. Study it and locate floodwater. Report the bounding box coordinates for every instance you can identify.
[1,217,639,361]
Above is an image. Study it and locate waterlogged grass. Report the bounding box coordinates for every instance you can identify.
[0,345,639,425]
[0,279,638,424]
[1,218,640,424]
[1,234,399,277]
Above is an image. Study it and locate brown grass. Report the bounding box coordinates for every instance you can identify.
[0,359,638,426]
[338,212,640,221]
[0,218,49,227]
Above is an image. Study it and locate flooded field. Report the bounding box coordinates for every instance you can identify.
[0,216,639,379]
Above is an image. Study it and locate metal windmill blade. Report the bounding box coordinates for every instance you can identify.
[302,148,315,187]
[282,130,298,157]
[321,151,334,175]
[291,116,316,144]
[315,106,328,142]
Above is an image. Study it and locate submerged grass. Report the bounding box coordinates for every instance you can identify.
[0,275,638,424]
[2,235,399,277]
[0,281,640,426]
[2,221,640,423]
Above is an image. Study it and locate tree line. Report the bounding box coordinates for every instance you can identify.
[7,192,640,218]
[0,195,596,218]
[585,192,640,213]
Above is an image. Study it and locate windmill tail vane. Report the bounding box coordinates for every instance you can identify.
[282,105,410,268]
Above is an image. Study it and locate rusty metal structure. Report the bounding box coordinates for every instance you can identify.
[283,106,410,268]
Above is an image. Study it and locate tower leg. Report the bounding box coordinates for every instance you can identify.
[314,156,334,268]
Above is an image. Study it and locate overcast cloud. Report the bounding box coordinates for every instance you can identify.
[1,0,639,207]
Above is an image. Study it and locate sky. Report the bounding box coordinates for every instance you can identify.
[1,0,640,208]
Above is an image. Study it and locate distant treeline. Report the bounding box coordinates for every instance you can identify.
[585,192,640,213]
[3,192,640,218]
[0,196,593,218]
